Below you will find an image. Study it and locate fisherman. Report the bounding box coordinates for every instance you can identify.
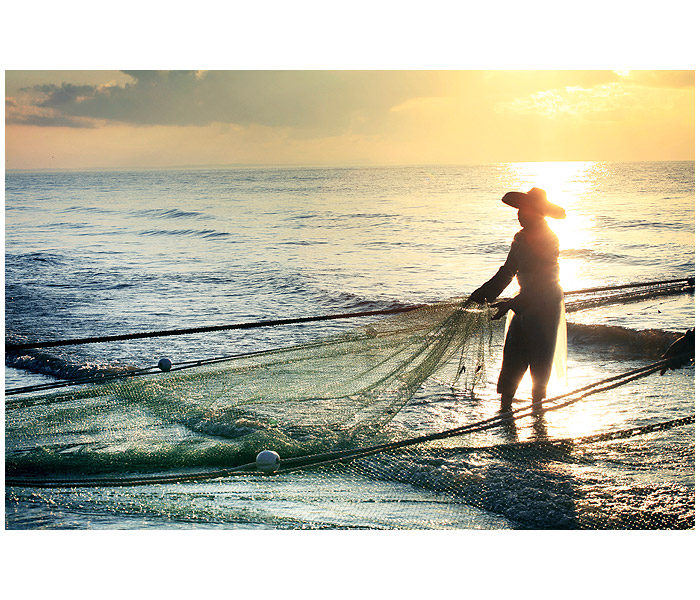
[469,187,567,412]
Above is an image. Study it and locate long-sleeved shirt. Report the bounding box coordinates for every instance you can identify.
[471,223,561,314]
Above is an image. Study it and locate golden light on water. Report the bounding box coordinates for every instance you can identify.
[494,161,672,441]
[503,161,604,292]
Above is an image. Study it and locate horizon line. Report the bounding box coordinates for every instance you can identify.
[5,158,695,173]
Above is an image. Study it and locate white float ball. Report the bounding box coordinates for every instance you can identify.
[158,358,172,372]
[256,450,281,473]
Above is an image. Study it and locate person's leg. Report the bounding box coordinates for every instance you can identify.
[526,300,560,409]
[497,315,529,412]
[530,380,549,411]
[499,392,515,412]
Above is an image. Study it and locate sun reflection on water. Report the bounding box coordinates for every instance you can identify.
[501,161,605,292]
[492,162,616,431]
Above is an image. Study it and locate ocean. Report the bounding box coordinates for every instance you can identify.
[4,161,695,530]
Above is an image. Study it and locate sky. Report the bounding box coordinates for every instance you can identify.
[5,69,695,170]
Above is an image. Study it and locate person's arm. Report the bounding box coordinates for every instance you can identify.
[469,241,518,303]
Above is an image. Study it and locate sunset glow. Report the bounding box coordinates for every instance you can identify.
[5,70,695,170]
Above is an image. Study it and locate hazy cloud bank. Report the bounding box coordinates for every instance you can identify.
[10,69,688,132]
[7,70,457,132]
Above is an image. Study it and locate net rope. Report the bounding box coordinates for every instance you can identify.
[5,276,694,396]
[5,276,692,353]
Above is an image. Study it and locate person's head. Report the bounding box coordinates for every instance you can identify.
[517,207,546,230]
[502,188,566,223]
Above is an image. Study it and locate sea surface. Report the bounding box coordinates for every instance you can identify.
[4,161,695,529]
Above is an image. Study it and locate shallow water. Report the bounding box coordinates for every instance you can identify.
[5,161,695,529]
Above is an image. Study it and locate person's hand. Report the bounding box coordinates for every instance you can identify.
[468,289,487,304]
[491,300,512,320]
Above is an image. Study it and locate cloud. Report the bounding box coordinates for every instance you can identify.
[496,73,694,122]
[482,70,622,96]
[618,70,695,88]
[6,70,455,133]
[498,84,630,119]
[6,87,99,128]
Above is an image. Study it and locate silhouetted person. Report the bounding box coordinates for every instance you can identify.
[469,188,566,412]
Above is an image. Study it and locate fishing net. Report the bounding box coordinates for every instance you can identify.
[5,291,695,530]
[5,298,494,481]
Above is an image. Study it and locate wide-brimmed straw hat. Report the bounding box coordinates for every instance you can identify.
[502,187,566,219]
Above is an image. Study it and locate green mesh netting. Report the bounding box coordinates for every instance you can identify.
[5,296,694,530]
[5,298,493,481]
